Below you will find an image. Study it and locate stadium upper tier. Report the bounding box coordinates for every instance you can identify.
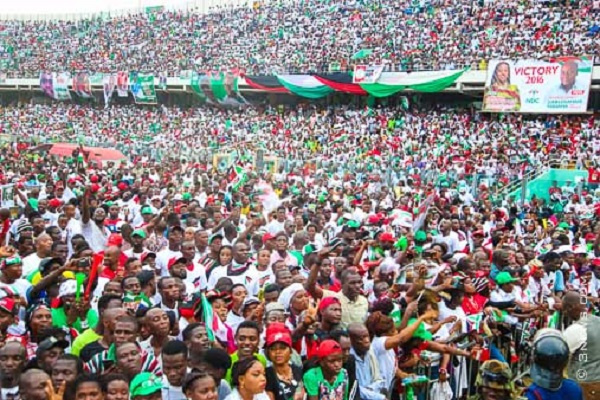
[0,0,598,78]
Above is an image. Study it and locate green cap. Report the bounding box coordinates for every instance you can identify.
[141,206,154,215]
[131,230,147,239]
[130,372,162,397]
[414,230,427,242]
[347,220,361,229]
[182,192,192,201]
[27,198,39,211]
[495,271,519,286]
[558,222,570,229]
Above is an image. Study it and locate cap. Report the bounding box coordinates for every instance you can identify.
[472,230,485,237]
[182,192,192,201]
[168,257,188,270]
[318,296,341,312]
[573,245,588,255]
[58,279,78,298]
[151,195,162,202]
[0,297,16,314]
[36,336,69,358]
[131,229,147,239]
[317,339,342,359]
[208,233,224,244]
[265,302,285,314]
[477,360,513,391]
[173,194,183,201]
[241,296,260,312]
[169,225,185,234]
[107,233,123,247]
[414,230,427,242]
[585,233,596,241]
[48,198,62,208]
[39,257,64,275]
[130,372,162,397]
[379,232,395,243]
[495,271,519,286]
[265,322,292,347]
[140,206,154,215]
[262,233,276,243]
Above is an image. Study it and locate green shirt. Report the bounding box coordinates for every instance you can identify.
[303,367,348,400]
[70,328,102,356]
[51,307,99,334]
[408,318,432,341]
[225,352,267,385]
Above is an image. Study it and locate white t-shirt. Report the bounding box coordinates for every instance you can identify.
[371,336,396,388]
[81,221,110,253]
[156,249,183,277]
[21,253,43,278]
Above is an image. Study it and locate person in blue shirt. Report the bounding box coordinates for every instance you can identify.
[523,328,583,400]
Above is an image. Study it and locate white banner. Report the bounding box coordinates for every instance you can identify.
[482,56,593,113]
[353,65,384,84]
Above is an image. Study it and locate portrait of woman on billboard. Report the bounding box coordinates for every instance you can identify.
[483,61,521,112]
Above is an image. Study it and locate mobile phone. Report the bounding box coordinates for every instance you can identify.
[77,258,91,268]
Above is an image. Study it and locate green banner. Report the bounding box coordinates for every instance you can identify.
[130,73,157,104]
[360,69,466,97]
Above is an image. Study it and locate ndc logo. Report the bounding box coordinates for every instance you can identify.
[526,89,540,104]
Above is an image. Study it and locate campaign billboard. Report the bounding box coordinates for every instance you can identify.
[482,56,593,113]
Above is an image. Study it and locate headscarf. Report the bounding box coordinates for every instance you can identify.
[278,283,304,311]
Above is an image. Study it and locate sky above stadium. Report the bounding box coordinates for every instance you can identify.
[0,0,233,16]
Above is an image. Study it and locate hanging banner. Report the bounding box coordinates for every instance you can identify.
[353,65,383,84]
[72,72,93,98]
[482,56,593,113]
[130,73,157,104]
[103,74,117,107]
[210,71,248,106]
[40,72,71,101]
[116,71,129,97]
[190,72,208,102]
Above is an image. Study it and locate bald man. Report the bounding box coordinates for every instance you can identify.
[0,342,27,398]
[546,60,586,103]
[94,245,122,298]
[79,306,127,362]
[19,368,50,400]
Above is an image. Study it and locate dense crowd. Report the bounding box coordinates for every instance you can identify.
[0,0,599,77]
[0,103,598,190]
[0,98,595,400]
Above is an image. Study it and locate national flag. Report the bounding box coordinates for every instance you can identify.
[351,49,373,60]
[228,163,248,192]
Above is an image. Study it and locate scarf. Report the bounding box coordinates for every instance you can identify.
[227,261,250,277]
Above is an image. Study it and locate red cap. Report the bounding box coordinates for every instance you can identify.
[585,233,596,242]
[592,259,600,267]
[265,323,292,347]
[262,233,276,243]
[317,339,342,359]
[472,230,485,237]
[0,297,16,314]
[368,214,383,225]
[48,198,62,208]
[168,257,188,270]
[379,232,395,243]
[107,233,123,247]
[90,175,99,183]
[318,296,341,312]
[90,183,100,193]
[117,182,128,191]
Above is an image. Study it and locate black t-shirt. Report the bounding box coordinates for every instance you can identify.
[80,341,107,363]
[265,365,303,400]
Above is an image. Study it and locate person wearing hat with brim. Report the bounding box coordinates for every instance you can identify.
[124,229,149,261]
[0,255,32,305]
[303,339,349,400]
[27,336,69,374]
[264,323,304,400]
[469,359,516,400]
[130,372,163,400]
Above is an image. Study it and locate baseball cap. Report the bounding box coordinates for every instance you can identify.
[495,271,519,286]
[36,336,69,358]
[208,233,224,244]
[317,339,342,359]
[131,230,147,239]
[265,302,285,314]
[107,233,123,246]
[265,322,292,347]
[262,233,276,243]
[182,192,192,201]
[39,257,64,275]
[241,296,260,313]
[585,233,596,242]
[168,257,188,270]
[0,297,16,315]
[130,372,162,397]
[318,296,341,312]
[414,230,427,242]
[140,206,154,215]
[379,232,395,243]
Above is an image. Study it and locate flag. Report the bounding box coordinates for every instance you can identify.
[116,71,129,97]
[72,72,93,98]
[102,74,116,107]
[200,293,215,342]
[130,73,157,104]
[228,163,248,192]
[351,49,373,60]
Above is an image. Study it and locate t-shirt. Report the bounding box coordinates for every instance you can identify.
[265,365,303,400]
[371,336,396,388]
[303,367,348,400]
[80,341,107,363]
[524,380,583,400]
